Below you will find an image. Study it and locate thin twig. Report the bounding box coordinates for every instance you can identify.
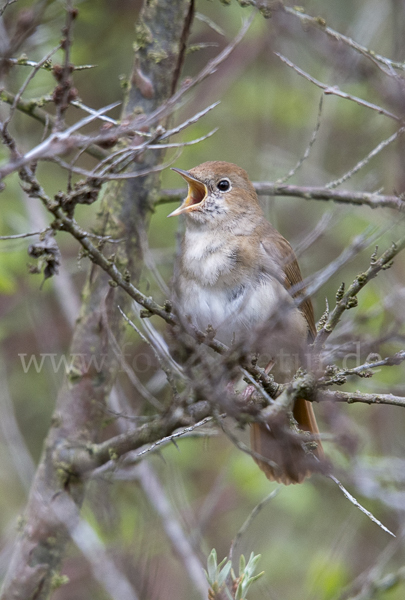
[159,101,221,139]
[71,99,118,124]
[303,225,384,300]
[0,90,109,160]
[0,101,121,178]
[0,358,35,492]
[0,229,48,240]
[293,211,335,259]
[329,474,395,537]
[319,390,405,409]
[328,351,405,380]
[229,488,280,564]
[121,305,184,381]
[7,57,96,71]
[315,233,405,347]
[195,12,225,36]
[326,127,405,189]
[275,53,401,122]
[101,302,163,410]
[3,45,61,131]
[135,462,209,600]
[0,0,17,17]
[280,4,405,73]
[68,413,215,475]
[156,184,405,211]
[142,13,255,127]
[276,95,324,184]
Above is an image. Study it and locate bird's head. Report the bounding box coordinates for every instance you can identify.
[168,161,260,227]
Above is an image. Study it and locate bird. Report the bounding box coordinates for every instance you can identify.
[168,161,322,484]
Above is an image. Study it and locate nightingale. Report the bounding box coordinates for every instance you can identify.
[168,161,322,484]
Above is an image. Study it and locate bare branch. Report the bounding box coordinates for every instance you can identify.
[156,184,405,211]
[319,389,405,409]
[0,101,120,178]
[329,474,395,537]
[275,53,401,122]
[315,233,405,347]
[149,13,255,123]
[304,226,383,301]
[276,94,324,184]
[229,488,280,564]
[7,57,95,71]
[2,44,61,131]
[322,351,405,382]
[135,462,209,600]
[60,411,214,475]
[0,90,109,160]
[326,127,405,190]
[0,229,48,240]
[0,0,17,18]
[280,4,405,73]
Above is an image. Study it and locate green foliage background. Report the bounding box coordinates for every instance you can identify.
[1,1,405,599]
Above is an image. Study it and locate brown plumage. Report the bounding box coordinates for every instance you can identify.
[170,161,322,484]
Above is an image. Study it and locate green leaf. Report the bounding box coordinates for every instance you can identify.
[246,553,261,577]
[239,553,246,575]
[207,549,218,582]
[218,556,229,571]
[242,571,265,596]
[217,561,232,587]
[235,582,243,600]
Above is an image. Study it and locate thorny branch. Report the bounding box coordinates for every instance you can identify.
[315,235,405,347]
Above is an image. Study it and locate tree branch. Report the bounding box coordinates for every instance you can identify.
[319,390,405,409]
[156,184,405,211]
[315,234,405,347]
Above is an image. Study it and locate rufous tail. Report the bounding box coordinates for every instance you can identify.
[250,398,322,485]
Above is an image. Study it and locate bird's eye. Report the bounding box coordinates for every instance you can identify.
[217,179,230,192]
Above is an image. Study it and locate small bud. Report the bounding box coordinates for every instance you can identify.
[164,300,172,312]
[316,298,329,331]
[370,246,378,264]
[336,282,345,302]
[346,296,358,309]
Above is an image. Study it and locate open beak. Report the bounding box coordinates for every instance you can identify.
[167,168,207,217]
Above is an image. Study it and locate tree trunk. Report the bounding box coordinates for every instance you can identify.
[0,1,194,598]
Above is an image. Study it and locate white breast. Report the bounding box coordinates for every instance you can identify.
[181,228,235,286]
[176,227,308,359]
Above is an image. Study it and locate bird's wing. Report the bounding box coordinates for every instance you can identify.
[261,228,316,341]
[255,227,322,484]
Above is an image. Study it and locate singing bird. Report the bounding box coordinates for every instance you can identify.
[169,161,322,484]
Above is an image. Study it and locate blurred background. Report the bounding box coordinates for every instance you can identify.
[1,0,405,598]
